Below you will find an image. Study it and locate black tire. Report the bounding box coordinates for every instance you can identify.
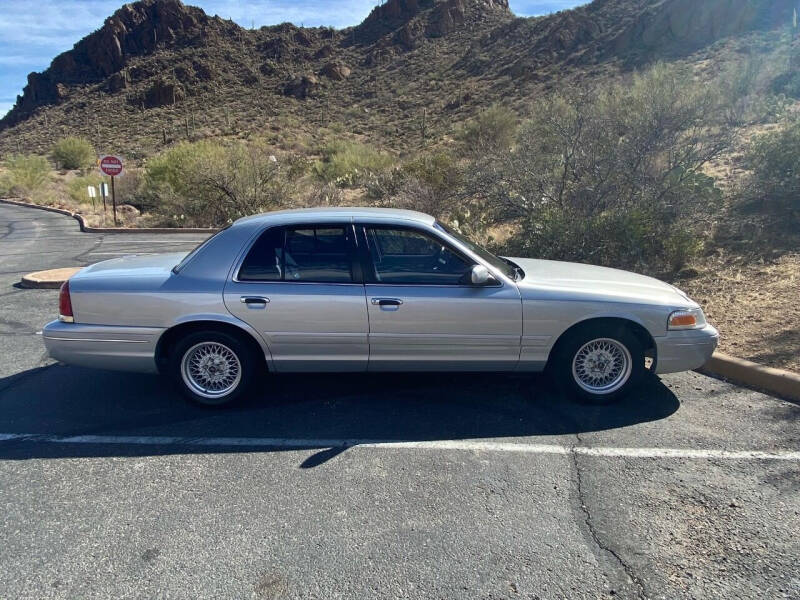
[550,323,645,404]
[168,330,257,407]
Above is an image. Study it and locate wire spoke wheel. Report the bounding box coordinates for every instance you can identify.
[181,341,242,399]
[571,337,632,395]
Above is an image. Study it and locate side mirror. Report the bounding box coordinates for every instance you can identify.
[470,264,493,286]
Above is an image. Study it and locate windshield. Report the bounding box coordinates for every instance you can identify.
[434,221,519,280]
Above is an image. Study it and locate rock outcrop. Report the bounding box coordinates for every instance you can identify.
[284,74,319,99]
[1,0,228,126]
[320,62,352,81]
[354,0,510,46]
[610,0,796,60]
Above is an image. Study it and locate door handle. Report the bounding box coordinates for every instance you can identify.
[371,298,403,307]
[240,296,270,308]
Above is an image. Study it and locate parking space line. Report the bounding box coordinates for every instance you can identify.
[0,433,798,460]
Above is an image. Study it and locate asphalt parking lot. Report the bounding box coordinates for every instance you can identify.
[1,202,798,599]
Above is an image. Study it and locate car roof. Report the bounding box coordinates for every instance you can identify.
[234,207,436,227]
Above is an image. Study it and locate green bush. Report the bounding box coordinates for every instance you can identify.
[457,105,517,156]
[466,63,730,274]
[139,140,293,227]
[313,141,394,185]
[744,120,800,220]
[1,154,50,194]
[67,174,105,205]
[51,137,96,170]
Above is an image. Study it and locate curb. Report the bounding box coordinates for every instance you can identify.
[0,198,216,234]
[20,267,83,289]
[699,353,800,403]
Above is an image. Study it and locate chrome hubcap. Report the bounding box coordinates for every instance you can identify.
[572,338,632,395]
[181,342,241,399]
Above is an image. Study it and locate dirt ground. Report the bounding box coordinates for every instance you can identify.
[677,253,800,373]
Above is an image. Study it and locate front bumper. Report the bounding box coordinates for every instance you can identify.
[42,320,164,373]
[654,324,719,374]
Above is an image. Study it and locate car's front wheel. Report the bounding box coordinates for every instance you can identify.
[169,330,256,406]
[551,324,645,404]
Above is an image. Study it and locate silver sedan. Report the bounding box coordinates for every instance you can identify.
[43,208,718,406]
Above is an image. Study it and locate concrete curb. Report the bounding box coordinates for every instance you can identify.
[0,198,216,234]
[699,353,800,403]
[20,267,83,289]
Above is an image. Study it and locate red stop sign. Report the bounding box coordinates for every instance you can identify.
[99,155,123,177]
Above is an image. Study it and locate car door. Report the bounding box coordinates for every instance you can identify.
[224,222,368,372]
[358,223,522,371]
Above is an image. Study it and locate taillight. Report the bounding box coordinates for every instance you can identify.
[59,280,74,323]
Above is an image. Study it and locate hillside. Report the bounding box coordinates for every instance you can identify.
[0,0,796,159]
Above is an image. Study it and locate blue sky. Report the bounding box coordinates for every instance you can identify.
[0,0,584,118]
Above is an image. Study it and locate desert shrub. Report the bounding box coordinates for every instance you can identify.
[313,141,395,185]
[457,105,517,156]
[51,137,96,170]
[139,140,294,227]
[467,63,729,274]
[304,182,346,207]
[743,120,800,220]
[401,152,460,198]
[67,174,105,205]
[1,154,50,194]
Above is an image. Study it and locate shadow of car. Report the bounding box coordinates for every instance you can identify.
[0,366,680,464]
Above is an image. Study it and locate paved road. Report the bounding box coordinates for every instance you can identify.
[0,202,798,600]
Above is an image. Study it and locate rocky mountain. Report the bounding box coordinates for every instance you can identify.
[0,0,795,158]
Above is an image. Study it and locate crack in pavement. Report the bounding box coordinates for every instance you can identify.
[572,432,648,600]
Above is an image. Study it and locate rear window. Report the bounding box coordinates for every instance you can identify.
[172,226,228,274]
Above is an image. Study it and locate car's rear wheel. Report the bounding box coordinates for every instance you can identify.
[551,324,645,404]
[169,330,256,406]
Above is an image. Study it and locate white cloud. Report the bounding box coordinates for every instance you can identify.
[200,0,379,29]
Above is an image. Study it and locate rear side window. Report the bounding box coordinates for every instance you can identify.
[239,226,353,283]
[238,227,284,281]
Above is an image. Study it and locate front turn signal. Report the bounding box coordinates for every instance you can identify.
[668,309,704,330]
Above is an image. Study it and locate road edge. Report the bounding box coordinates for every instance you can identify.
[699,353,800,403]
[0,197,216,234]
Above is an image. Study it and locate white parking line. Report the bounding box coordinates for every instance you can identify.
[89,252,159,256]
[1,433,798,460]
[99,240,206,244]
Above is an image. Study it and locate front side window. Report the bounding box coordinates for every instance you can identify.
[239,225,353,283]
[365,226,472,285]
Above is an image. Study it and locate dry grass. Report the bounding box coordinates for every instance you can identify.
[678,253,800,372]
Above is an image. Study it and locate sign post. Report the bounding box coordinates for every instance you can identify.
[99,183,108,215]
[99,155,124,226]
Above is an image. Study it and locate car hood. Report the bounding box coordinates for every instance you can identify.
[507,257,696,307]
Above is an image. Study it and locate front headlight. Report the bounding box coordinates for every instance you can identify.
[668,308,706,330]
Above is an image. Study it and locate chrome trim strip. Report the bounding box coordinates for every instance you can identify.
[43,336,149,344]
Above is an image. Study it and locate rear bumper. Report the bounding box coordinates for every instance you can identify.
[42,320,164,373]
[654,324,719,374]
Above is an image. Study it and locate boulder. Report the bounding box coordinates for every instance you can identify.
[283,74,319,99]
[142,78,184,108]
[320,62,351,81]
[106,70,130,92]
[314,45,335,60]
